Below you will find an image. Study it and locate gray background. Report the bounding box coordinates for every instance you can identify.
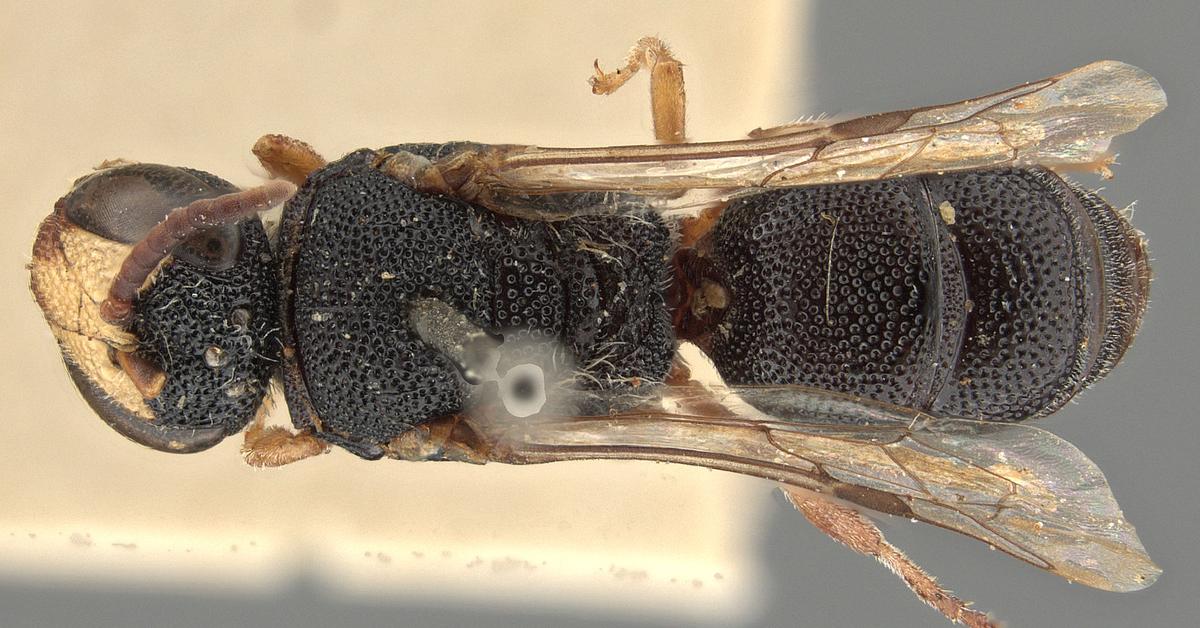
[3,1,1197,626]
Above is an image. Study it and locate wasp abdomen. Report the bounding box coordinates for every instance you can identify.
[700,168,1148,422]
[279,146,673,450]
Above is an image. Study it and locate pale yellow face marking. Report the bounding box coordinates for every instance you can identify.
[30,213,154,419]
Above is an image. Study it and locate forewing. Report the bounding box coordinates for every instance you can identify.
[459,61,1164,215]
[477,383,1159,591]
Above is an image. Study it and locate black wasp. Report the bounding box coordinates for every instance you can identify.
[30,37,1165,627]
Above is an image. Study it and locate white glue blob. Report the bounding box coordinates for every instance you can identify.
[498,363,547,418]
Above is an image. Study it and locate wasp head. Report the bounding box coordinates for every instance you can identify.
[30,163,286,452]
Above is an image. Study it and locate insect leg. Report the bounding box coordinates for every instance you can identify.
[783,488,999,628]
[252,134,328,186]
[590,36,686,143]
[241,409,328,467]
[382,414,491,464]
[591,37,733,245]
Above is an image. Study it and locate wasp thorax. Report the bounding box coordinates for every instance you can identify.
[278,146,674,456]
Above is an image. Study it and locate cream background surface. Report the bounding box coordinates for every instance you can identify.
[1,1,806,625]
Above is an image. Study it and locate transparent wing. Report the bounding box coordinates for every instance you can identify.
[397,61,1164,216]
[470,382,1159,592]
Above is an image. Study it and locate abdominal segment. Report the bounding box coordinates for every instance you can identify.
[689,168,1148,422]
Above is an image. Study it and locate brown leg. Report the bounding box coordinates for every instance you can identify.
[383,414,491,464]
[590,36,686,144]
[783,488,1000,628]
[591,37,729,245]
[241,410,327,467]
[252,134,327,187]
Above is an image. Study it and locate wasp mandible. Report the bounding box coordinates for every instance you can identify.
[29,37,1166,627]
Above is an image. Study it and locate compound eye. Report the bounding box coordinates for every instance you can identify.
[499,363,547,418]
[61,163,239,244]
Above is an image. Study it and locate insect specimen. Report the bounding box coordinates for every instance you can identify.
[29,37,1165,626]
